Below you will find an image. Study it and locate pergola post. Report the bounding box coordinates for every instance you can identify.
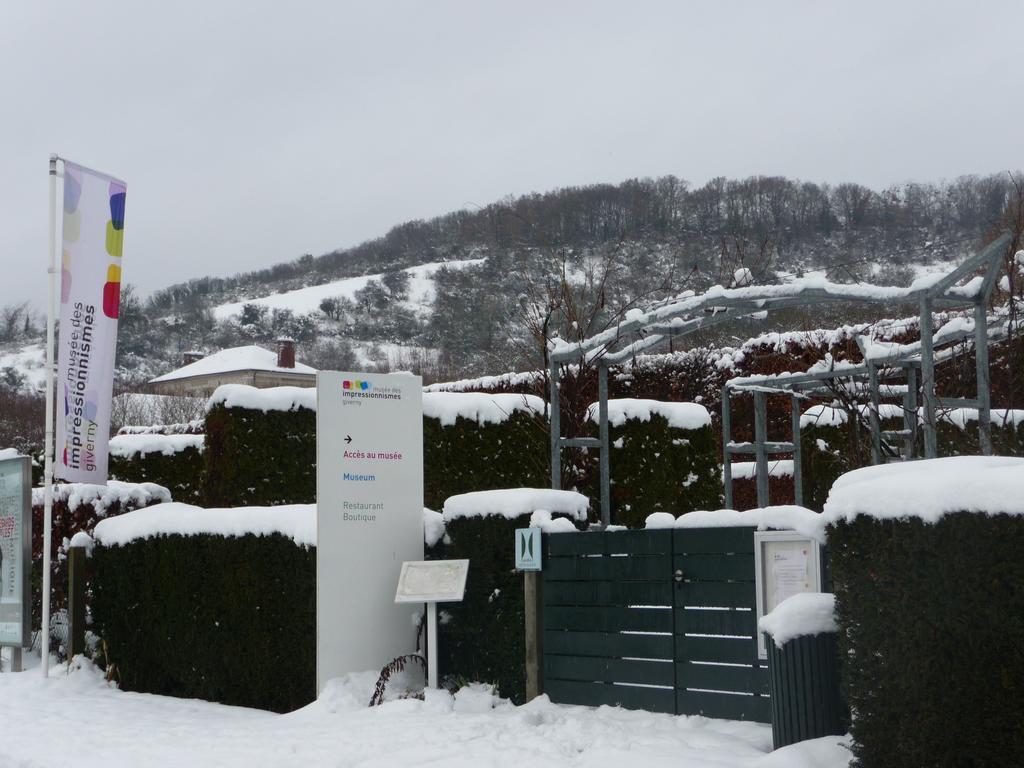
[549,360,561,490]
[903,364,919,460]
[867,362,882,464]
[920,299,938,459]
[722,387,733,509]
[975,300,993,455]
[753,390,769,508]
[597,362,611,528]
[791,394,803,507]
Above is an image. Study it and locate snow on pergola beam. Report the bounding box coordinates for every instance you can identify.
[549,233,1012,527]
[548,233,1011,365]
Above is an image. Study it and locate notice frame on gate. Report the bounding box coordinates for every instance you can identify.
[0,455,31,648]
[753,530,824,660]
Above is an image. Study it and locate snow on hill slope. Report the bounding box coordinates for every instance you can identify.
[212,258,485,320]
[0,343,46,391]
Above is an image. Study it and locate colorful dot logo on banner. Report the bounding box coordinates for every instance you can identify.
[103,264,121,319]
[105,182,126,258]
[342,380,372,391]
[61,250,72,304]
[62,168,82,244]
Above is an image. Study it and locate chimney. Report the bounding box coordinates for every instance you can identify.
[276,338,296,369]
[182,350,203,366]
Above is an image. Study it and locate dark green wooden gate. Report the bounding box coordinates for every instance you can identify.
[542,527,769,722]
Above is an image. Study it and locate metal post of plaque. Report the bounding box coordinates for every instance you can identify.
[0,455,32,672]
[395,559,469,689]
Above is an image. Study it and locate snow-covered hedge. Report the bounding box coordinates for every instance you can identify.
[203,385,317,506]
[30,481,170,644]
[91,502,316,714]
[108,434,205,502]
[429,488,585,703]
[423,394,549,510]
[586,399,720,527]
[824,456,1024,768]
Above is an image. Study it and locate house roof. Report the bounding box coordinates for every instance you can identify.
[149,345,316,384]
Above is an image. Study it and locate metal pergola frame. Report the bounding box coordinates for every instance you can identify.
[548,233,1011,526]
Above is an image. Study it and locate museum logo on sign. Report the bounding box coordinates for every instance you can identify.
[342,378,403,403]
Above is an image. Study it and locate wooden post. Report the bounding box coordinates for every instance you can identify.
[67,546,87,658]
[524,570,543,700]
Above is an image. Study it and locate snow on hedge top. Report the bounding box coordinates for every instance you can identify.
[422,392,545,426]
[108,434,204,458]
[586,399,711,430]
[442,488,589,522]
[669,506,825,542]
[759,593,837,647]
[93,502,317,547]
[151,345,315,383]
[207,383,317,413]
[31,481,171,514]
[800,405,847,429]
[822,456,1024,525]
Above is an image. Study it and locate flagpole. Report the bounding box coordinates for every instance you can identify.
[42,154,58,677]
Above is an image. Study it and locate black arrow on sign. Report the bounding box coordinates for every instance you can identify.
[344,435,352,444]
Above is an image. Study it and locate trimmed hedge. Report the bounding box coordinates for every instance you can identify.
[800,424,852,512]
[203,404,316,506]
[828,513,1024,767]
[109,446,204,502]
[423,412,549,510]
[91,533,315,713]
[428,511,584,703]
[31,482,169,643]
[428,514,529,702]
[600,415,721,528]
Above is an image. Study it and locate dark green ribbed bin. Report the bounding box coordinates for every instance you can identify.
[765,631,846,749]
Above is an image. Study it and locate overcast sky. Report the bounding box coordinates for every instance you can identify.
[2,1,1022,309]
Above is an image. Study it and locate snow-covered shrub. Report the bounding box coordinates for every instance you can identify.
[202,388,317,507]
[108,434,205,502]
[824,458,1024,768]
[935,408,1024,458]
[90,505,316,713]
[30,481,169,649]
[429,490,587,702]
[585,400,720,527]
[422,393,549,510]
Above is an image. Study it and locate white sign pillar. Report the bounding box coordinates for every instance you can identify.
[316,371,424,692]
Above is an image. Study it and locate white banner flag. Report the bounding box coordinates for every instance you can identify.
[55,161,126,484]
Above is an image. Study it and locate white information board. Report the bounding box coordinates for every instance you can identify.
[395,560,469,603]
[0,455,31,647]
[316,371,424,692]
[753,530,823,659]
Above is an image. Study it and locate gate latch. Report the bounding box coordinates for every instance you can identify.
[673,569,684,583]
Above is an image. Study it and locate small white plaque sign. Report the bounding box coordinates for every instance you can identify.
[395,560,469,604]
[753,530,823,660]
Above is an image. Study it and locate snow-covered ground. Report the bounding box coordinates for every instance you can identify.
[0,655,851,768]
[212,259,485,320]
